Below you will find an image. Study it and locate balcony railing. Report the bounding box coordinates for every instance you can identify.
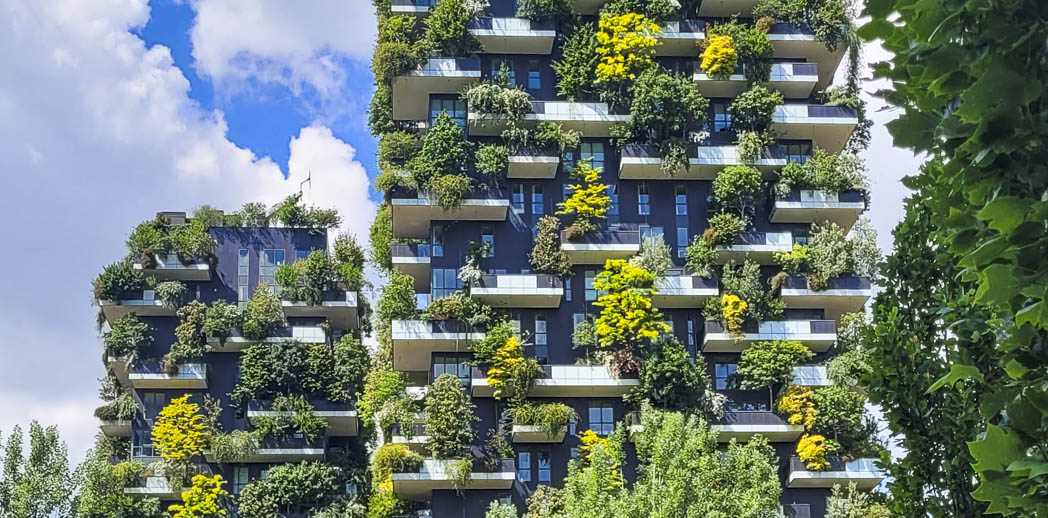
[281,290,359,330]
[703,320,838,353]
[791,365,831,387]
[787,457,885,489]
[771,189,866,230]
[693,61,819,98]
[390,0,436,14]
[98,289,176,323]
[656,20,706,56]
[472,365,639,397]
[771,104,858,153]
[133,253,211,281]
[652,275,719,307]
[470,101,629,137]
[208,325,326,351]
[715,231,794,264]
[471,274,564,308]
[560,229,641,263]
[780,275,873,320]
[509,145,560,179]
[247,400,359,436]
[392,58,482,120]
[468,18,556,54]
[390,188,510,239]
[393,458,516,500]
[128,361,207,389]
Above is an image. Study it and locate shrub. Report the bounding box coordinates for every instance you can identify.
[428,174,473,211]
[848,217,881,279]
[774,244,808,276]
[378,132,417,168]
[95,393,138,421]
[372,444,424,483]
[777,385,817,430]
[705,259,784,325]
[154,280,187,309]
[231,340,346,406]
[169,300,209,366]
[207,430,259,463]
[512,402,577,437]
[462,80,532,121]
[712,165,763,218]
[708,19,773,83]
[422,0,481,57]
[553,23,600,100]
[807,222,851,290]
[826,348,869,386]
[372,41,420,85]
[737,340,814,389]
[449,457,473,493]
[487,335,542,404]
[368,83,397,136]
[628,234,672,278]
[238,202,268,227]
[93,260,145,301]
[410,112,470,189]
[127,219,169,255]
[377,271,420,322]
[700,33,738,80]
[242,284,283,340]
[251,395,327,441]
[369,203,394,272]
[486,502,518,518]
[730,84,783,132]
[571,318,599,349]
[810,385,865,439]
[619,68,709,169]
[425,374,478,458]
[529,215,573,276]
[191,205,225,229]
[595,12,660,83]
[684,236,717,277]
[796,433,832,471]
[236,462,342,518]
[628,335,714,412]
[378,14,418,44]
[333,334,371,399]
[706,212,745,245]
[593,259,669,353]
[719,294,747,337]
[735,129,776,164]
[103,313,153,360]
[202,300,242,346]
[772,148,869,198]
[475,144,509,184]
[556,160,611,233]
[753,0,852,51]
[169,220,216,262]
[532,121,582,153]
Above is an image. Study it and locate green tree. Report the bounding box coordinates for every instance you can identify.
[620,67,709,174]
[424,374,478,458]
[628,336,713,413]
[557,160,611,233]
[827,481,894,518]
[737,340,813,389]
[712,165,763,220]
[409,112,471,192]
[552,23,600,100]
[0,423,73,518]
[529,215,572,276]
[422,0,481,57]
[236,462,342,518]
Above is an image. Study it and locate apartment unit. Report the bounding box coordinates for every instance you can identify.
[372,0,882,517]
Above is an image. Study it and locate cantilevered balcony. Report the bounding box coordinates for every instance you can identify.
[570,0,612,13]
[124,476,183,501]
[702,320,838,353]
[469,18,556,54]
[391,243,433,292]
[699,0,759,16]
[392,420,430,453]
[472,365,639,398]
[619,144,786,180]
[133,253,211,281]
[128,361,207,389]
[714,393,804,442]
[511,424,568,443]
[508,146,560,179]
[471,274,564,308]
[780,276,873,320]
[393,458,516,501]
[281,291,359,330]
[391,320,484,372]
[99,419,132,437]
[207,325,327,352]
[392,58,481,121]
[98,290,175,323]
[469,101,629,138]
[771,104,858,154]
[714,231,793,264]
[771,189,866,230]
[768,23,845,89]
[655,20,705,56]
[791,365,832,387]
[560,229,641,264]
[652,275,719,307]
[204,436,325,463]
[787,457,885,490]
[694,62,818,98]
[247,400,359,436]
[391,189,510,239]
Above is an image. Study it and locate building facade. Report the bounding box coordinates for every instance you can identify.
[372,0,883,517]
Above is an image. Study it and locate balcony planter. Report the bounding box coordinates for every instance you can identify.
[511,425,567,443]
[392,458,516,501]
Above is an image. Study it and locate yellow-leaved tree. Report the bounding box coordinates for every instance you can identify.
[595,12,660,83]
[487,335,541,405]
[777,385,817,430]
[719,294,748,337]
[592,259,669,374]
[700,33,738,80]
[556,159,611,235]
[169,474,230,518]
[796,434,832,471]
[152,394,207,463]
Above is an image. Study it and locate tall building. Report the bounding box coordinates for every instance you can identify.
[370,0,883,517]
[90,204,370,516]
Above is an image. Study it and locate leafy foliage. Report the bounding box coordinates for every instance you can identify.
[737,340,814,389]
[529,215,572,276]
[421,0,481,57]
[486,335,541,404]
[170,300,209,365]
[699,33,737,80]
[206,431,259,464]
[515,0,571,20]
[729,83,782,132]
[241,284,283,340]
[754,0,852,51]
[628,234,671,278]
[512,403,577,438]
[705,212,745,245]
[168,474,229,518]
[593,259,669,353]
[0,422,74,518]
[777,385,816,430]
[151,395,207,464]
[553,23,600,100]
[827,482,894,518]
[236,462,342,518]
[251,395,327,441]
[796,433,832,471]
[202,300,242,347]
[556,160,611,233]
[231,340,356,406]
[712,165,763,220]
[93,260,145,301]
[684,236,717,277]
[103,313,153,360]
[705,259,783,326]
[369,203,394,272]
[773,148,868,198]
[74,435,161,518]
[424,374,478,458]
[594,13,660,84]
[708,19,773,83]
[629,336,715,414]
[619,68,709,174]
[475,144,509,184]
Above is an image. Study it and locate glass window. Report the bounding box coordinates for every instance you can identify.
[528,59,541,90]
[588,404,615,435]
[537,448,551,484]
[429,97,467,128]
[237,249,249,308]
[493,58,515,87]
[581,142,604,171]
[585,270,597,301]
[432,268,460,299]
[688,318,695,346]
[132,429,155,458]
[607,184,619,217]
[713,103,731,132]
[564,276,572,301]
[482,226,495,257]
[233,467,249,495]
[431,226,444,257]
[715,363,739,390]
[677,227,688,258]
[259,249,285,289]
[531,185,544,215]
[142,392,166,420]
[512,184,525,213]
[573,313,586,329]
[786,142,812,163]
[637,184,650,215]
[561,148,575,174]
[518,450,531,482]
[433,354,471,385]
[675,185,687,215]
[295,250,309,261]
[534,313,548,362]
[641,226,664,240]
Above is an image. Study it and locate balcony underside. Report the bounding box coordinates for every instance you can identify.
[694,73,817,99]
[472,31,555,54]
[619,153,783,180]
[128,373,207,390]
[100,420,132,437]
[781,290,872,322]
[204,449,326,464]
[508,155,559,179]
[392,321,483,372]
[770,38,845,90]
[392,257,431,293]
[571,0,610,13]
[391,198,510,239]
[133,263,211,281]
[787,470,884,490]
[392,462,515,501]
[702,332,837,353]
[651,290,718,308]
[770,118,856,154]
[281,302,358,330]
[471,288,564,308]
[511,425,567,443]
[247,410,359,436]
[770,201,865,231]
[711,423,805,442]
[392,435,430,453]
[560,243,641,264]
[655,34,704,56]
[99,301,174,325]
[472,377,639,398]
[698,0,760,16]
[715,244,793,264]
[392,73,481,120]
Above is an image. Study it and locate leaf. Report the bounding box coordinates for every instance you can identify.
[969,424,1024,473]
[977,196,1032,234]
[975,263,1021,307]
[928,363,984,392]
[1004,359,1030,379]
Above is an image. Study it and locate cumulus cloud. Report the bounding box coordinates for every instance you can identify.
[0,0,374,464]
[186,0,377,97]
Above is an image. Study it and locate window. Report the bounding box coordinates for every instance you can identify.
[233,467,249,495]
[585,270,597,301]
[677,227,688,258]
[132,429,156,458]
[142,392,166,421]
[531,185,544,214]
[715,363,739,390]
[564,276,572,301]
[675,185,687,215]
[607,184,619,218]
[581,142,604,171]
[640,226,664,240]
[432,268,460,299]
[713,102,731,132]
[512,184,525,213]
[237,249,249,307]
[431,226,444,257]
[429,97,467,128]
[260,469,269,480]
[561,148,575,173]
[482,226,495,257]
[533,314,548,362]
[786,142,812,163]
[518,450,531,482]
[295,250,309,261]
[528,59,541,90]
[432,354,471,385]
[259,249,285,289]
[573,313,586,330]
[688,318,695,346]
[537,448,552,484]
[589,404,615,435]
[492,58,515,87]
[637,184,650,215]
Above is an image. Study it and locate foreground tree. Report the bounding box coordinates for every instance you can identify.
[0,422,74,518]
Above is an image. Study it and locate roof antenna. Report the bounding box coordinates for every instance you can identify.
[299,170,312,198]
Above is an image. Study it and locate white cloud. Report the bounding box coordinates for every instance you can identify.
[0,0,374,465]
[185,0,377,98]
